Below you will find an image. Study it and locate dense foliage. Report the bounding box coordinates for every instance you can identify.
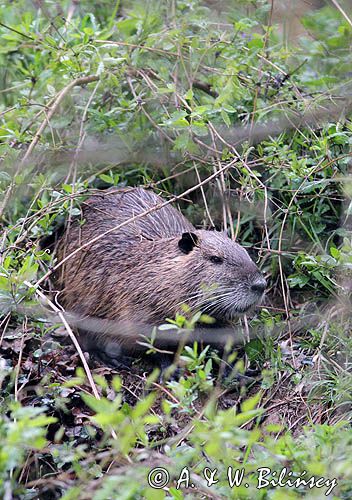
[1,0,352,498]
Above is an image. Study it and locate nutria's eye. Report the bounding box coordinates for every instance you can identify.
[210,255,223,264]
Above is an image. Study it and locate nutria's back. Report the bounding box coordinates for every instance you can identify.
[78,187,195,242]
[56,187,266,352]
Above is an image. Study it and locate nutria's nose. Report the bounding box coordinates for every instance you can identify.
[250,276,266,294]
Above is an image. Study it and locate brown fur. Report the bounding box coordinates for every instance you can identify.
[56,187,266,355]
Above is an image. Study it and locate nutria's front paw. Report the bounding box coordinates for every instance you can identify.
[90,342,134,370]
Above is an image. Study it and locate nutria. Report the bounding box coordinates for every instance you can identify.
[56,187,266,365]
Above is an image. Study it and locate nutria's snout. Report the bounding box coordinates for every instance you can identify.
[250,275,267,297]
[227,273,266,315]
[245,272,266,307]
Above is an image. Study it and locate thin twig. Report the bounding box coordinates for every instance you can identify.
[24,281,101,399]
[330,0,352,27]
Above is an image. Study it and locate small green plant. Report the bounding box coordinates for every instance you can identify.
[0,404,56,498]
[166,343,215,412]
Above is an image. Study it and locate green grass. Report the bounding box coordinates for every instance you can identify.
[1,0,352,498]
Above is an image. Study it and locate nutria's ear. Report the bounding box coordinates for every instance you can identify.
[178,232,198,254]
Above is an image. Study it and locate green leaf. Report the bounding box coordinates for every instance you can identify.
[184,88,193,100]
[221,109,231,127]
[99,174,114,184]
[330,246,340,259]
[241,392,262,413]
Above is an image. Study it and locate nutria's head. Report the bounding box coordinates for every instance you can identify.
[177,230,266,320]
